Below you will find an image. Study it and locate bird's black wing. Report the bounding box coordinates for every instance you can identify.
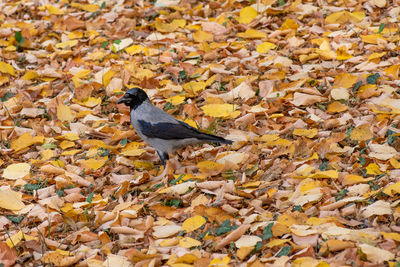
[138,119,206,140]
[137,119,232,144]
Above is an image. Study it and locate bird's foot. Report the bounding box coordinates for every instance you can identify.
[151,161,174,181]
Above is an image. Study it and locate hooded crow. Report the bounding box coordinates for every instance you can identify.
[118,87,232,168]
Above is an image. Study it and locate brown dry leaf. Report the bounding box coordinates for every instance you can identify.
[0,242,17,267]
[290,93,327,106]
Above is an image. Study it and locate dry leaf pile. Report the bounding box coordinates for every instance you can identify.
[1,0,400,266]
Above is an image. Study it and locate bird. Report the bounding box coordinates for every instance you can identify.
[117,87,232,177]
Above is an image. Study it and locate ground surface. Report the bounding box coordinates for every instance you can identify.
[1,0,400,266]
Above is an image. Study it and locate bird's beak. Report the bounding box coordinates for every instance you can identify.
[117,96,129,104]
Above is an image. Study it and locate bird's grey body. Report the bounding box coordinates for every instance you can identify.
[131,100,204,154]
[118,88,232,165]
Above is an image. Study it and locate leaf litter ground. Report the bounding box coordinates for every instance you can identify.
[1,0,400,266]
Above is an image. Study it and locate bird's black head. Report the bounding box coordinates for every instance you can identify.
[117,87,149,109]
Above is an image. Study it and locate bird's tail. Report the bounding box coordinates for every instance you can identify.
[200,133,233,145]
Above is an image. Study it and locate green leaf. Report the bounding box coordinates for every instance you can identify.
[170,174,184,185]
[178,70,187,80]
[114,39,121,45]
[352,81,363,93]
[171,199,181,208]
[15,31,22,43]
[120,138,128,146]
[7,215,23,224]
[101,41,109,49]
[319,160,328,171]
[336,189,348,201]
[254,241,263,252]
[387,128,396,145]
[100,1,106,9]
[1,92,15,102]
[86,192,94,203]
[276,246,291,257]
[262,222,274,240]
[366,73,380,84]
[278,0,285,6]
[42,143,57,149]
[216,220,237,236]
[56,189,64,197]
[292,205,302,211]
[378,23,385,34]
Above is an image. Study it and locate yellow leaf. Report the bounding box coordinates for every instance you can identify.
[181,215,206,232]
[366,163,382,175]
[197,161,225,176]
[266,238,290,248]
[0,61,16,76]
[22,70,39,80]
[75,97,102,108]
[3,163,30,180]
[159,238,179,247]
[55,40,78,49]
[0,76,9,86]
[368,52,386,61]
[300,179,320,193]
[80,158,107,171]
[193,30,213,42]
[350,124,373,141]
[182,81,206,95]
[238,6,257,24]
[325,11,365,24]
[382,232,400,242]
[61,149,81,156]
[383,182,400,196]
[390,158,400,168]
[256,42,276,53]
[155,19,186,33]
[0,188,25,211]
[6,230,23,248]
[293,128,318,138]
[133,160,153,170]
[360,34,386,44]
[70,2,100,12]
[237,246,253,260]
[11,132,45,152]
[120,143,145,157]
[57,103,76,122]
[166,95,186,105]
[56,132,80,141]
[209,256,230,267]
[73,69,91,79]
[45,5,64,15]
[41,149,55,161]
[280,18,299,30]
[103,69,116,87]
[384,65,400,79]
[179,237,201,248]
[59,140,75,150]
[310,170,338,179]
[88,51,107,60]
[343,174,373,186]
[125,45,143,55]
[237,29,266,39]
[184,118,198,128]
[336,49,353,60]
[201,104,238,118]
[68,31,83,39]
[333,73,358,89]
[327,101,348,113]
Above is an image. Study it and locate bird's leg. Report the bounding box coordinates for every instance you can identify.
[153,152,173,181]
